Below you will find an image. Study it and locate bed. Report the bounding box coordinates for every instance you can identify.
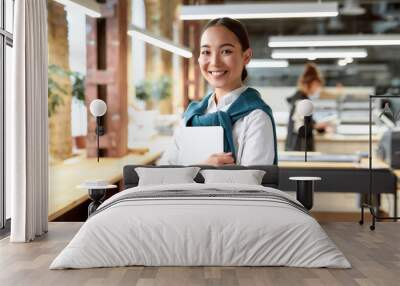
[50,165,350,269]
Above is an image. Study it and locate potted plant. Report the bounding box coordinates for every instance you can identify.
[48,64,87,149]
[48,64,67,117]
[135,80,152,109]
[152,76,172,114]
[70,71,85,102]
[69,71,86,149]
[48,65,86,114]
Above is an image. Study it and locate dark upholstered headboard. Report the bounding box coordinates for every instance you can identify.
[123,165,279,189]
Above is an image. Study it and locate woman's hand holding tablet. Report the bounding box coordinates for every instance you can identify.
[202,152,234,166]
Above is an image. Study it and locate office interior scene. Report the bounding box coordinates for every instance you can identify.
[1,0,400,285]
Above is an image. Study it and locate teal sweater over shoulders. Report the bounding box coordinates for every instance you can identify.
[183,87,278,165]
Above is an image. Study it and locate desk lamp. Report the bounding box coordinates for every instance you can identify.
[89,99,107,162]
[297,99,314,162]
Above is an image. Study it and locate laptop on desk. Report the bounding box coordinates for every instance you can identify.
[178,126,224,165]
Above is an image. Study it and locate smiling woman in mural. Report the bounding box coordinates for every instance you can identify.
[160,17,277,166]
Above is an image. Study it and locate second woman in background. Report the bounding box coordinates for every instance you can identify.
[285,63,327,151]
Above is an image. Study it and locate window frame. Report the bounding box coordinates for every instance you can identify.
[0,0,13,232]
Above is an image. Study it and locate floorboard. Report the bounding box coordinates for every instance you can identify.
[0,222,399,286]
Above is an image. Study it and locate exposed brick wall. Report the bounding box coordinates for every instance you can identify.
[85,0,128,158]
[48,1,73,161]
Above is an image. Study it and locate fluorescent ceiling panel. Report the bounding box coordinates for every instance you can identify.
[247,59,289,68]
[271,48,367,59]
[269,34,400,47]
[180,2,338,20]
[128,25,193,58]
[53,0,102,18]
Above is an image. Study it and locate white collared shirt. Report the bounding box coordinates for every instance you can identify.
[158,86,275,166]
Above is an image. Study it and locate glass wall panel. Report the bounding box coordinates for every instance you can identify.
[5,43,11,220]
[0,37,3,228]
[0,1,3,28]
[5,0,13,33]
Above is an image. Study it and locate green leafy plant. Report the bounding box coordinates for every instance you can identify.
[48,64,67,117]
[135,76,172,105]
[47,64,86,117]
[70,71,85,102]
[152,76,171,101]
[135,80,151,101]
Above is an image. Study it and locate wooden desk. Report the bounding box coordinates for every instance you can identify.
[278,154,397,217]
[392,169,400,179]
[48,136,172,221]
[278,157,388,169]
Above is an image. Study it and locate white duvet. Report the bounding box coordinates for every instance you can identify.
[50,183,351,269]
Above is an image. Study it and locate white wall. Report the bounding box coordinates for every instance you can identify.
[66,6,87,137]
[66,6,86,74]
[131,0,146,86]
[257,87,297,113]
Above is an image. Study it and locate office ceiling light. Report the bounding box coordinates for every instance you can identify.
[128,25,193,58]
[53,0,102,18]
[180,2,338,20]
[271,48,367,59]
[247,59,289,68]
[268,34,400,48]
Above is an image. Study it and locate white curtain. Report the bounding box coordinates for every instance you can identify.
[9,0,48,242]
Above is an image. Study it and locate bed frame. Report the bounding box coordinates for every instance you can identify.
[123,165,279,189]
[123,164,398,222]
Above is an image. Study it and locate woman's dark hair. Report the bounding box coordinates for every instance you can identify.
[297,63,325,89]
[203,17,250,81]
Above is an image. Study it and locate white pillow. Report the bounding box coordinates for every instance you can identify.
[135,167,200,186]
[200,169,266,185]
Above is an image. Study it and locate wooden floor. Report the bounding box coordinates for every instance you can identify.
[0,222,399,286]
